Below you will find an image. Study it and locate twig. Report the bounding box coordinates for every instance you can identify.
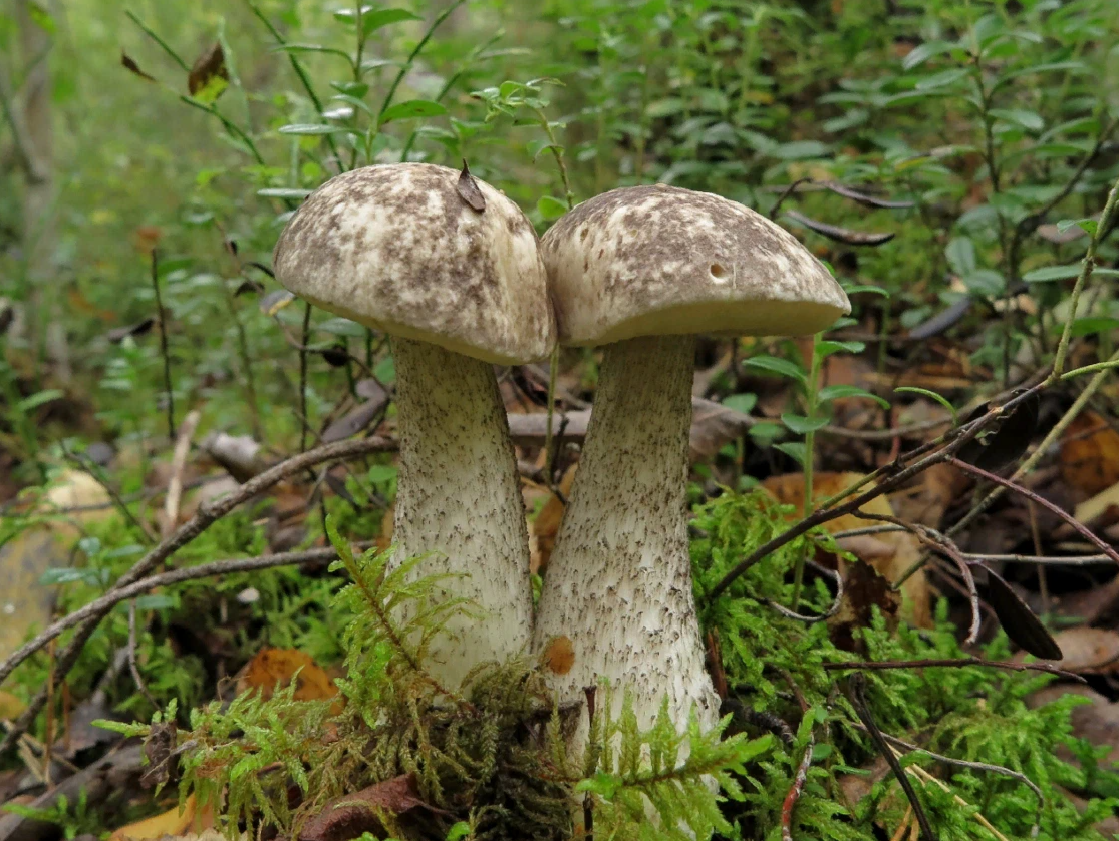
[947,349,1119,537]
[1050,173,1119,380]
[947,457,1119,566]
[61,445,155,544]
[151,250,175,440]
[0,436,395,758]
[162,410,201,539]
[126,600,159,710]
[767,562,843,622]
[701,384,1045,605]
[778,671,814,841]
[854,510,979,645]
[769,177,812,220]
[848,674,937,841]
[824,658,1083,681]
[862,727,1043,835]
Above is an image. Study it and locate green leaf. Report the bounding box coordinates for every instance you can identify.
[843,284,890,298]
[781,413,830,434]
[901,40,953,70]
[722,393,757,415]
[774,442,807,465]
[743,355,805,384]
[1023,264,1082,282]
[915,67,970,90]
[278,123,352,135]
[271,43,352,62]
[770,140,830,160]
[816,340,865,357]
[962,269,1006,297]
[16,389,64,414]
[817,385,890,409]
[989,108,1044,131]
[379,99,448,124]
[1070,317,1119,338]
[945,237,976,277]
[445,824,472,841]
[536,195,568,221]
[257,187,313,199]
[1058,218,1098,237]
[359,9,421,36]
[317,318,366,337]
[894,386,958,426]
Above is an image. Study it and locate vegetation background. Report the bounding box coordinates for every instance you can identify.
[3,0,1119,840]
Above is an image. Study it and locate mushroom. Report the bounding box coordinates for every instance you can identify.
[273,163,555,689]
[534,184,851,749]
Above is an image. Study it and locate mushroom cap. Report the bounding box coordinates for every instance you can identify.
[541,184,851,345]
[273,163,555,364]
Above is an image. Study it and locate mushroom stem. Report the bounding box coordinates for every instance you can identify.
[391,337,533,689]
[533,334,719,750]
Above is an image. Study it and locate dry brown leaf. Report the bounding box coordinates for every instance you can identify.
[1061,411,1119,498]
[1075,480,1119,527]
[299,774,427,841]
[891,462,969,529]
[1024,628,1119,673]
[542,635,575,675]
[109,793,212,841]
[1,472,111,659]
[0,690,25,719]
[828,561,900,653]
[375,505,394,551]
[762,472,932,628]
[237,649,342,712]
[529,464,577,575]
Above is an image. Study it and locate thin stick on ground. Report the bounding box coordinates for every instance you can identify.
[824,658,1082,681]
[162,409,201,539]
[151,250,176,441]
[0,435,396,759]
[947,457,1119,566]
[701,383,1045,605]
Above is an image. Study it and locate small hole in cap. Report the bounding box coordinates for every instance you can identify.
[710,263,728,280]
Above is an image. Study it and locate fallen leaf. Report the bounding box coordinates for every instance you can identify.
[1061,411,1119,498]
[299,774,427,841]
[828,561,900,653]
[237,649,342,712]
[1074,480,1119,527]
[823,181,914,209]
[456,160,487,212]
[783,210,895,246]
[109,793,211,841]
[375,506,394,551]
[956,389,1040,472]
[1024,628,1119,673]
[529,464,577,576]
[983,569,1062,659]
[1,472,111,659]
[187,43,229,102]
[121,52,156,82]
[106,317,156,343]
[0,690,25,719]
[507,397,754,463]
[322,395,389,444]
[762,472,932,628]
[689,398,754,460]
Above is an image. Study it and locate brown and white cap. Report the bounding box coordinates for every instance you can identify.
[541,183,851,345]
[273,163,556,364]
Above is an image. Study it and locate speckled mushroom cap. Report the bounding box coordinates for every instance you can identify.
[273,163,555,364]
[541,184,851,345]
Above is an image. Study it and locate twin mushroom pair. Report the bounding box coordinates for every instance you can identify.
[273,163,851,751]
